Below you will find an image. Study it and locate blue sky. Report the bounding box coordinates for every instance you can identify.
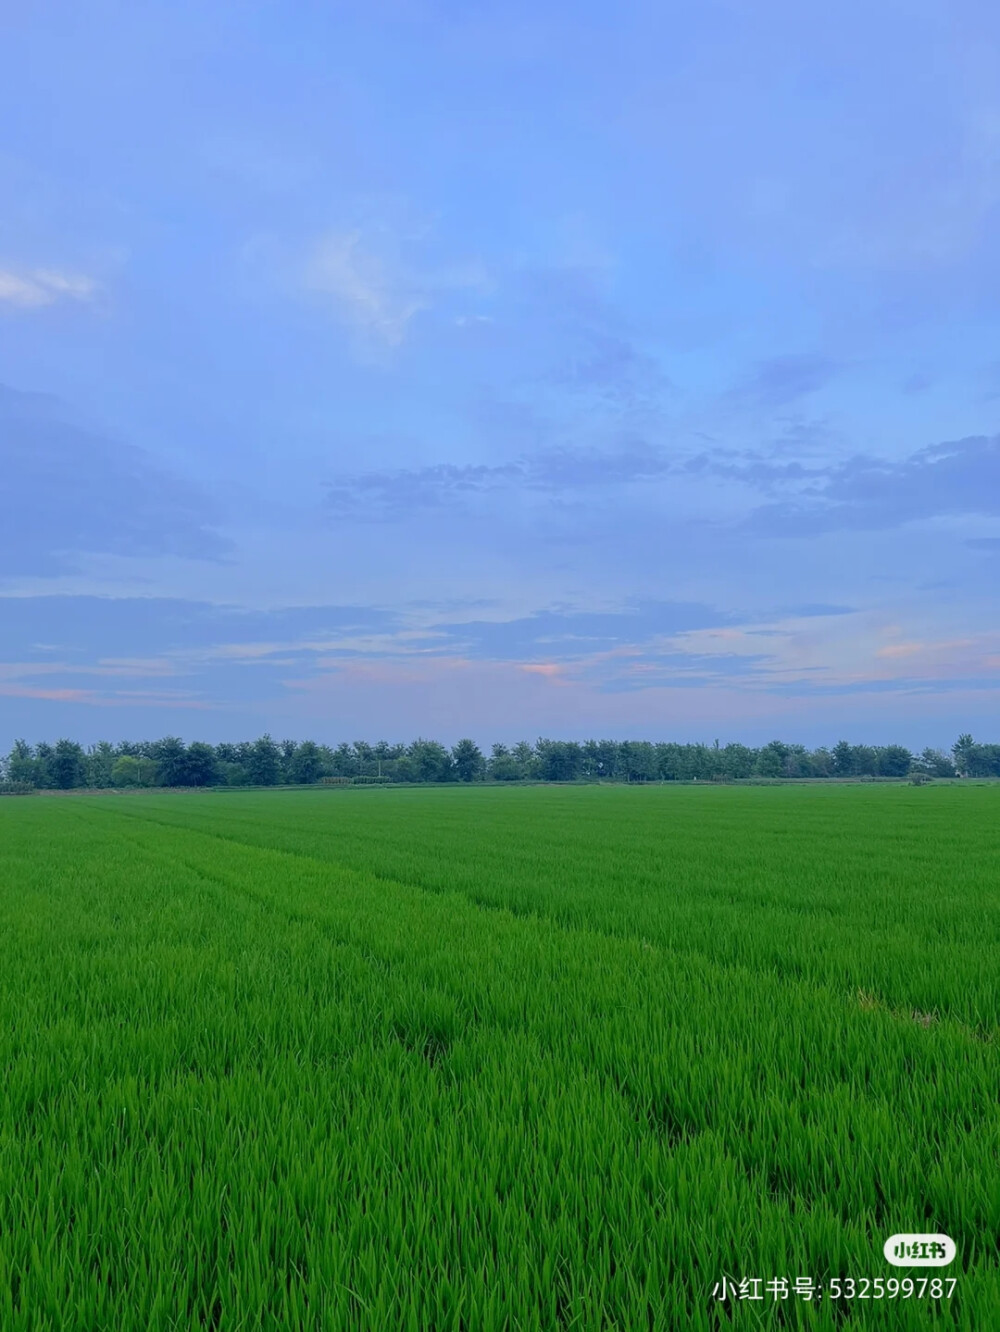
[2,0,999,749]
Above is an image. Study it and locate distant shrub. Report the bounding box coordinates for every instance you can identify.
[0,781,36,796]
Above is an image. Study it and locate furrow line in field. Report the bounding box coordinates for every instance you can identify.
[78,800,834,998]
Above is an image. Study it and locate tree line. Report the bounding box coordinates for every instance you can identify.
[1,733,996,791]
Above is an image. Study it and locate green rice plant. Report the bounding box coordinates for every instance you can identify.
[0,785,997,1329]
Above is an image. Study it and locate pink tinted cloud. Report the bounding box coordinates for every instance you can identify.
[875,638,975,661]
[0,684,94,702]
[518,663,566,681]
[0,681,216,709]
[0,658,177,681]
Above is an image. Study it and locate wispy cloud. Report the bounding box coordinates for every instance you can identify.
[429,602,735,664]
[0,684,94,702]
[302,226,489,348]
[902,371,933,395]
[304,231,426,346]
[0,268,98,309]
[3,590,997,737]
[508,265,670,421]
[0,383,229,576]
[325,461,520,517]
[320,423,1000,556]
[0,658,176,683]
[320,431,824,527]
[726,354,842,409]
[745,433,1000,535]
[324,442,676,519]
[0,682,216,708]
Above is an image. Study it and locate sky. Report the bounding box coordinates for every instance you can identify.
[2,0,999,751]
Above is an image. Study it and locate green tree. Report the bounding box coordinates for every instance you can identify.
[408,739,454,782]
[808,747,835,779]
[952,733,975,777]
[153,737,188,786]
[7,740,37,787]
[511,741,537,780]
[832,740,855,777]
[33,742,55,788]
[85,741,117,788]
[51,739,86,789]
[916,748,955,778]
[617,740,657,782]
[721,743,757,779]
[352,741,374,777]
[852,745,878,777]
[111,755,141,787]
[876,745,913,778]
[279,739,298,782]
[755,740,790,778]
[184,742,219,787]
[688,743,715,780]
[372,741,397,778]
[535,739,583,782]
[290,741,323,784]
[960,741,1000,777]
[582,739,618,779]
[330,743,355,777]
[783,744,812,778]
[654,743,685,781]
[488,743,521,781]
[451,738,485,782]
[247,734,280,786]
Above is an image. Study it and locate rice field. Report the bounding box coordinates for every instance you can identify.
[0,783,998,1330]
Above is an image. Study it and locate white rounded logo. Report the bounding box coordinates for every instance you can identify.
[884,1234,956,1267]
